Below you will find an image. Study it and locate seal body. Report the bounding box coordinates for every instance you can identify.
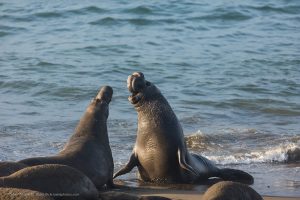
[114,72,253,184]
[19,86,114,189]
[0,162,28,177]
[202,181,263,200]
[0,164,98,200]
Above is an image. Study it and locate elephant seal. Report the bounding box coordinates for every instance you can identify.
[114,72,253,184]
[19,86,114,189]
[0,162,28,177]
[0,188,54,200]
[0,164,98,200]
[202,181,263,200]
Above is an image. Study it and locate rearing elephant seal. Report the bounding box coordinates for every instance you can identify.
[19,86,114,189]
[114,72,253,184]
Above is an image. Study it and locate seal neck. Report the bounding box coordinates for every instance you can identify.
[72,100,109,142]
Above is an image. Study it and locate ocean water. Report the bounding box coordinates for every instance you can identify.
[0,0,300,197]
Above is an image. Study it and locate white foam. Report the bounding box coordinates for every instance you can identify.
[204,143,299,165]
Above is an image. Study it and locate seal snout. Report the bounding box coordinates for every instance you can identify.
[127,72,146,94]
[96,85,113,104]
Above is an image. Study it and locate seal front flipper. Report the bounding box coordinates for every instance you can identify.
[113,151,138,179]
[178,148,198,176]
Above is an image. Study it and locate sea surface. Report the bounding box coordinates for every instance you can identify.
[0,0,300,197]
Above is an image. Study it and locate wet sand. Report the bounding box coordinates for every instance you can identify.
[111,183,300,200]
[127,188,300,200]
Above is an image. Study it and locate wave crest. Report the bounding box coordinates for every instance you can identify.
[185,129,300,165]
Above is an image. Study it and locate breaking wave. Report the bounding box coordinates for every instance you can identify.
[185,129,300,165]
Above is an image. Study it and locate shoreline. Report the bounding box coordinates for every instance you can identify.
[120,188,300,200]
[109,183,300,200]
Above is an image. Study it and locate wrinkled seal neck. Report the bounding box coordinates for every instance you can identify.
[135,88,173,124]
[133,85,162,110]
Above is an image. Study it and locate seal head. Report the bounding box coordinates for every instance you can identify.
[96,85,113,104]
[127,72,159,106]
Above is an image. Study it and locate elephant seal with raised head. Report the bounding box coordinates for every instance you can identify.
[19,86,114,189]
[114,72,253,184]
[0,164,98,200]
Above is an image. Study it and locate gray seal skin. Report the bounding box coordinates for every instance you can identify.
[114,72,253,184]
[19,86,114,189]
[0,164,98,200]
[202,181,263,200]
[0,162,28,177]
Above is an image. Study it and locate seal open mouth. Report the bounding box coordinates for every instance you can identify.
[127,72,150,104]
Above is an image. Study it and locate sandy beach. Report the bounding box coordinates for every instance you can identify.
[114,187,300,200]
[107,181,300,200]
